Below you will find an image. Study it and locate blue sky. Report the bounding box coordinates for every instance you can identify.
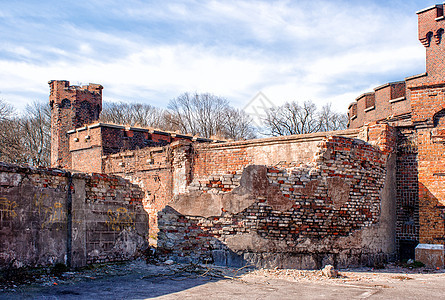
[0,0,440,114]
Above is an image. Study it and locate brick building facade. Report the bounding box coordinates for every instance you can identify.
[347,4,445,260]
[44,3,444,267]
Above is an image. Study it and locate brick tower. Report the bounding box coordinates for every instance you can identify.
[417,4,445,84]
[408,4,445,246]
[49,80,103,169]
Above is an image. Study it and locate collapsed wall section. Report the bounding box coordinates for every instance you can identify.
[0,162,148,270]
[156,125,397,268]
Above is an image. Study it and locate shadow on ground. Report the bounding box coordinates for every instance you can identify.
[0,261,252,300]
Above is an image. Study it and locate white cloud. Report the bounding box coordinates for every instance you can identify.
[0,0,431,115]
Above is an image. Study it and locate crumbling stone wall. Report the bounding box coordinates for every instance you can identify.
[155,126,397,269]
[0,162,148,270]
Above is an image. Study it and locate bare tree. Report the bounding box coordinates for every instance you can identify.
[222,107,256,140]
[166,92,256,140]
[263,100,347,136]
[20,101,51,166]
[100,102,166,128]
[0,100,51,166]
[263,101,319,136]
[0,99,21,163]
[318,103,348,132]
[0,118,24,164]
[167,93,229,138]
[0,99,13,121]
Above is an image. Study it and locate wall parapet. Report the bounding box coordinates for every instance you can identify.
[348,81,409,129]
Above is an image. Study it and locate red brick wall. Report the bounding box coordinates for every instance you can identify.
[395,128,419,258]
[374,85,392,123]
[417,123,445,244]
[192,131,363,180]
[407,7,445,244]
[410,85,445,124]
[348,82,409,129]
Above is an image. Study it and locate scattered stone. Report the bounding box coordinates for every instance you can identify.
[322,265,338,278]
[164,260,174,265]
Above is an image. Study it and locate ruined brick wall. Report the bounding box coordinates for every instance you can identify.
[102,146,173,241]
[0,162,148,270]
[157,131,397,269]
[0,164,69,269]
[102,129,363,243]
[71,172,148,266]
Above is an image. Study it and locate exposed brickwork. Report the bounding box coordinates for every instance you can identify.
[193,147,252,179]
[74,172,147,264]
[101,130,364,241]
[102,146,173,238]
[157,135,394,268]
[39,4,444,267]
[395,128,419,259]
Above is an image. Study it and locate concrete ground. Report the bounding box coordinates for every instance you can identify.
[1,261,445,299]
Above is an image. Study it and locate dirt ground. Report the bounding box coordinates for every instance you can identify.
[1,260,445,299]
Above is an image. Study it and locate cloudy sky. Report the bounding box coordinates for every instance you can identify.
[0,0,438,114]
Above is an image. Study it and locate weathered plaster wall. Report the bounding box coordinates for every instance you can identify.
[102,146,173,239]
[0,163,148,270]
[156,126,397,269]
[102,130,363,241]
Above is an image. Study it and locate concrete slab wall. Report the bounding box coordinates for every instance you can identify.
[0,163,148,270]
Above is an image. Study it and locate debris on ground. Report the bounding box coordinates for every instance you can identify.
[322,265,338,278]
[1,260,445,293]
